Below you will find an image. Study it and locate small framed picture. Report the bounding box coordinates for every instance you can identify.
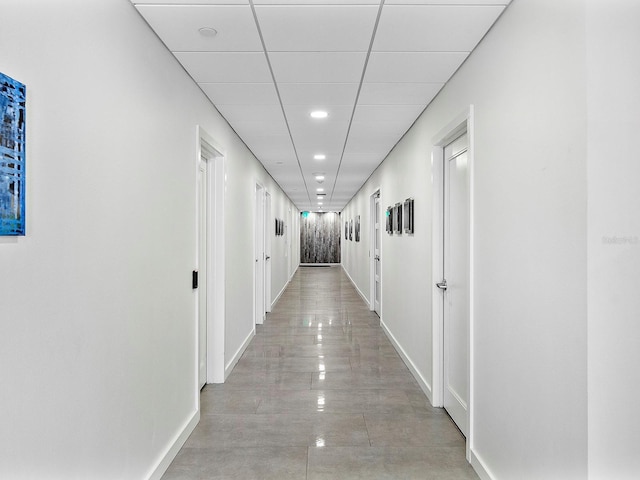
[386,207,393,234]
[355,215,361,242]
[393,203,402,234]
[403,198,414,234]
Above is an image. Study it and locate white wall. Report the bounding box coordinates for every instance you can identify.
[343,0,589,478]
[0,1,297,478]
[586,1,640,478]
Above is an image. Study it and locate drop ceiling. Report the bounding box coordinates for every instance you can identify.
[131,0,511,212]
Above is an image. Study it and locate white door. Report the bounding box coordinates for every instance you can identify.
[254,185,265,325]
[442,132,470,436]
[373,194,382,316]
[265,192,272,313]
[197,158,208,389]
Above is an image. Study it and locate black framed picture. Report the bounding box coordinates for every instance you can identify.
[403,198,414,234]
[355,215,360,242]
[349,219,353,241]
[393,203,403,234]
[345,221,348,240]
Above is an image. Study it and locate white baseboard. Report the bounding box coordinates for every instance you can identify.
[272,280,289,309]
[225,328,254,380]
[341,265,370,307]
[147,409,200,480]
[289,264,299,282]
[470,448,494,480]
[380,320,433,405]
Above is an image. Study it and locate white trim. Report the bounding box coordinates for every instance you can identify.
[300,263,341,266]
[271,277,289,309]
[196,126,226,385]
[289,264,299,283]
[225,329,255,380]
[469,448,495,480]
[431,106,475,457]
[341,264,369,306]
[381,320,433,405]
[369,187,381,313]
[146,409,199,480]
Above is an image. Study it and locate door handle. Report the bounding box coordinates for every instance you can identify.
[265,255,271,260]
[375,255,380,261]
[436,280,447,291]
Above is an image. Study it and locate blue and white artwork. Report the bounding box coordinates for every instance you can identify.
[0,72,26,236]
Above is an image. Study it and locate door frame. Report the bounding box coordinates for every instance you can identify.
[265,190,272,313]
[196,126,226,385]
[254,183,265,325]
[369,188,382,314]
[431,107,475,457]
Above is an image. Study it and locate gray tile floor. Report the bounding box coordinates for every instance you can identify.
[163,266,479,480]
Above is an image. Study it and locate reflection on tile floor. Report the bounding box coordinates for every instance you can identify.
[162,266,478,480]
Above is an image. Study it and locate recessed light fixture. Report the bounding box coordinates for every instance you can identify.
[314,154,326,160]
[318,202,323,205]
[198,27,218,38]
[316,188,324,192]
[315,175,325,183]
[310,110,328,119]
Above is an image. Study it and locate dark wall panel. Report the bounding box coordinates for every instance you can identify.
[300,212,341,263]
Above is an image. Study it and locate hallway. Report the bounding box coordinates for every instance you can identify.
[163,266,478,480]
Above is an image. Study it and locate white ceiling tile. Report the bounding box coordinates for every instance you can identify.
[241,134,293,152]
[384,0,510,4]
[200,83,279,105]
[231,119,290,137]
[133,1,248,4]
[358,82,442,105]
[352,104,425,125]
[255,5,378,52]
[373,5,505,52]
[269,52,367,83]
[215,104,284,125]
[365,52,468,83]
[174,52,272,82]
[135,5,262,52]
[279,83,359,106]
[254,0,378,4]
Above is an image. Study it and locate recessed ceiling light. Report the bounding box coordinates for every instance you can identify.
[318,202,323,205]
[198,27,218,38]
[315,175,325,183]
[310,110,328,119]
[316,188,324,192]
[314,154,326,160]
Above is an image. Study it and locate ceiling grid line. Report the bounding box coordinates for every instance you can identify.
[328,0,385,208]
[248,0,312,207]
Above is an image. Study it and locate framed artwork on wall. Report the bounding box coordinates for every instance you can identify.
[0,72,26,236]
[393,203,403,234]
[355,215,360,242]
[386,207,393,234]
[349,219,353,241]
[345,221,348,240]
[403,198,414,234]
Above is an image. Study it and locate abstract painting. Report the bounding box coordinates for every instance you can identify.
[0,72,26,236]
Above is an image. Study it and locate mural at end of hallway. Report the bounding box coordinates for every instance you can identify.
[300,211,341,264]
[0,72,26,236]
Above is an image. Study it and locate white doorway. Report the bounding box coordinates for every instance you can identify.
[441,132,470,436]
[432,108,474,446]
[197,157,208,389]
[196,127,225,385]
[370,189,382,316]
[265,191,272,313]
[254,184,265,325]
